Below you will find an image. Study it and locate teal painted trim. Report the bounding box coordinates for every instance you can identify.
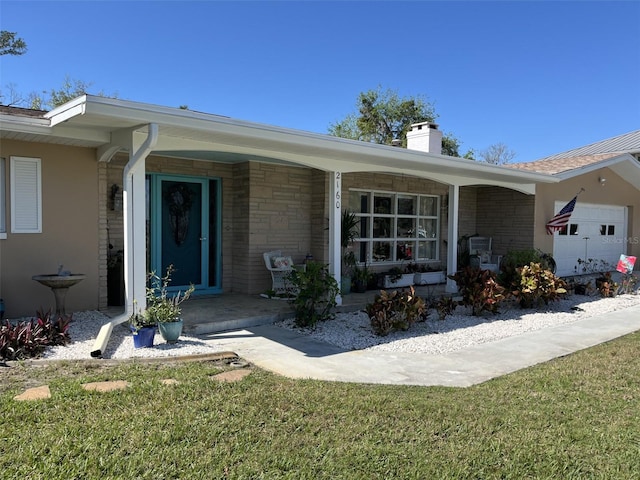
[147,173,223,295]
[148,174,161,278]
[213,177,223,291]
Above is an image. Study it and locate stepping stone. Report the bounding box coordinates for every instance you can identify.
[161,378,180,385]
[211,369,252,383]
[14,385,51,401]
[82,380,130,392]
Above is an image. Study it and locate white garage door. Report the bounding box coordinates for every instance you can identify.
[553,202,627,276]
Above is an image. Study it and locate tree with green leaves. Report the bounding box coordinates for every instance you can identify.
[0,31,27,56]
[328,87,464,156]
[18,76,114,110]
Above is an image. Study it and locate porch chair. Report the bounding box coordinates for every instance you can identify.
[263,250,303,296]
[468,237,502,273]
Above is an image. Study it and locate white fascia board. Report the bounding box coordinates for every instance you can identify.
[0,113,51,134]
[44,95,88,126]
[54,95,557,187]
[152,132,546,191]
[0,110,109,145]
[49,124,111,144]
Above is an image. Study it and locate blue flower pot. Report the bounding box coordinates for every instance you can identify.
[158,319,183,344]
[131,325,156,348]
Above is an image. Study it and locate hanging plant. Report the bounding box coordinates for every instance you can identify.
[165,183,194,245]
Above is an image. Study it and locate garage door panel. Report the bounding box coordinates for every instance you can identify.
[552,203,626,276]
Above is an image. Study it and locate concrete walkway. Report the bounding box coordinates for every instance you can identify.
[204,304,640,387]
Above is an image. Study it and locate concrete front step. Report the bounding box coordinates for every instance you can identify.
[179,287,446,335]
[184,303,367,335]
[184,313,287,335]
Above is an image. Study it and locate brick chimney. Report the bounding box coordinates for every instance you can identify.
[406,122,442,155]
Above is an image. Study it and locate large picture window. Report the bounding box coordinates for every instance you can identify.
[348,189,440,264]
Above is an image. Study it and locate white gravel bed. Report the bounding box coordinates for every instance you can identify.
[276,294,640,354]
[41,312,222,360]
[31,292,640,361]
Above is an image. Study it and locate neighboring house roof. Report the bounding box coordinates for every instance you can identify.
[537,129,640,160]
[1,95,557,194]
[511,152,625,175]
[508,129,640,190]
[0,105,48,118]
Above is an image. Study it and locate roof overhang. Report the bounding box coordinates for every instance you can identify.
[554,153,640,190]
[4,95,559,194]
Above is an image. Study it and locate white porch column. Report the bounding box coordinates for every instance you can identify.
[123,125,158,312]
[329,171,342,305]
[446,184,460,293]
[91,124,158,358]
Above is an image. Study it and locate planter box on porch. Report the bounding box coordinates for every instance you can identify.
[382,273,415,289]
[413,271,446,285]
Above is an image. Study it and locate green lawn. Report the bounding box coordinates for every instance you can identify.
[2,331,640,479]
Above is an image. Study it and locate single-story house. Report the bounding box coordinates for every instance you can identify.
[0,96,638,325]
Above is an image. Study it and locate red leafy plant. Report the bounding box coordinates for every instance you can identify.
[448,267,506,316]
[366,286,427,336]
[0,309,71,360]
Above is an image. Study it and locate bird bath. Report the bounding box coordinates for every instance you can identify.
[32,274,86,315]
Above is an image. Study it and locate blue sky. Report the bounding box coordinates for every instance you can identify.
[1,0,639,161]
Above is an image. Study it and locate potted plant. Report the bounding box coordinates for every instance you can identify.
[340,210,360,294]
[352,264,371,293]
[128,302,157,349]
[145,265,194,344]
[382,266,414,288]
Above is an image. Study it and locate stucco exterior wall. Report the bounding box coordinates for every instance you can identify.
[0,140,100,317]
[534,167,640,263]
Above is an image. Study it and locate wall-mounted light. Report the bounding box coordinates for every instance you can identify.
[110,184,122,211]
[599,176,606,186]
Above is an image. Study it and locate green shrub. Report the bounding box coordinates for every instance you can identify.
[449,267,505,316]
[510,262,568,308]
[288,261,339,328]
[366,286,427,336]
[499,249,554,287]
[0,309,71,360]
[434,296,458,320]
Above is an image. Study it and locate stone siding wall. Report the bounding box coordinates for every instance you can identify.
[243,162,313,294]
[105,156,319,296]
[476,187,535,255]
[103,161,531,299]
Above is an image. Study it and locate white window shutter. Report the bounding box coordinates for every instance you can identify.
[10,156,42,233]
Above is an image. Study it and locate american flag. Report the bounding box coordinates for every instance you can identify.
[546,196,578,235]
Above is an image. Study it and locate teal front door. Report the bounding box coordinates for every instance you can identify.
[149,175,221,294]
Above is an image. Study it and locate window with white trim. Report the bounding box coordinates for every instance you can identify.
[348,189,440,264]
[558,223,579,236]
[599,224,615,236]
[10,156,42,234]
[0,157,5,238]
